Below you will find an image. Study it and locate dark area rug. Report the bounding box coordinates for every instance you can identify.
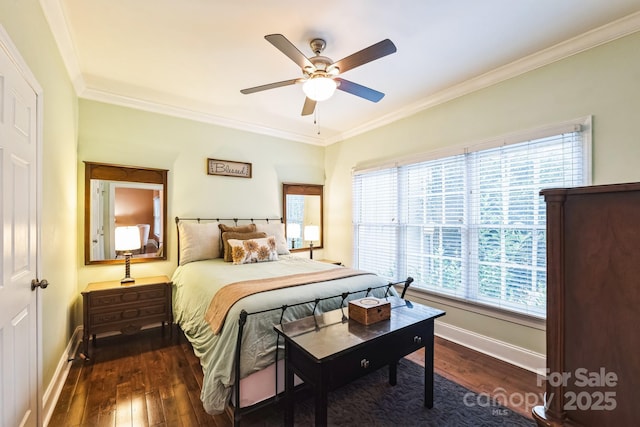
[242,358,535,426]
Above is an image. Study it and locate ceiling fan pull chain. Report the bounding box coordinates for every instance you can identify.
[315,105,321,135]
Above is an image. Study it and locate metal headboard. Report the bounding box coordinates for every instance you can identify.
[174,216,283,265]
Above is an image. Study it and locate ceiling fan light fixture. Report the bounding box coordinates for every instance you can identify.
[303,75,337,101]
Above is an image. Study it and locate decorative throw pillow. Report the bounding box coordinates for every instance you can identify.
[256,222,290,255]
[178,222,221,265]
[218,223,257,257]
[227,237,278,265]
[221,231,267,262]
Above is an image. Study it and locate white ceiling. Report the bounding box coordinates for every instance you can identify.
[43,0,640,145]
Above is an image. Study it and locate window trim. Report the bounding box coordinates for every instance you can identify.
[353,116,592,183]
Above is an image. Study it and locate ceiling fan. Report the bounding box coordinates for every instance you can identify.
[240,34,397,116]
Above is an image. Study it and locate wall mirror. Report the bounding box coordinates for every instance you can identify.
[84,161,168,265]
[283,183,323,252]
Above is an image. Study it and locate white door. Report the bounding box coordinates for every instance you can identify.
[90,180,105,260]
[0,38,40,427]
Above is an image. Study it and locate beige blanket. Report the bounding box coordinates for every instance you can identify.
[205,267,373,334]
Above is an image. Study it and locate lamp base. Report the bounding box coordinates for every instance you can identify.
[121,252,135,285]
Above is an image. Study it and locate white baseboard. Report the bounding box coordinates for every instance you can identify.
[434,320,545,373]
[43,326,83,427]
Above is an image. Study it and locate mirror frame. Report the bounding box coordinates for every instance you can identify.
[283,183,323,252]
[84,161,168,265]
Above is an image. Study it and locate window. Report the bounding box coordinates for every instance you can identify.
[286,193,305,249]
[353,120,590,317]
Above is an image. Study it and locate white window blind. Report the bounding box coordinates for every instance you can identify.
[353,123,589,317]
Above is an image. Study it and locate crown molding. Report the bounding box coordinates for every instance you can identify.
[329,10,640,145]
[41,1,640,146]
[80,87,326,146]
[39,0,86,94]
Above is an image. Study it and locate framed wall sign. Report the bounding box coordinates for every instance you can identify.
[207,158,252,178]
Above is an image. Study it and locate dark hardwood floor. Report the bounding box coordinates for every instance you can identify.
[50,326,543,426]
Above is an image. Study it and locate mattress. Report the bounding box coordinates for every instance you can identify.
[171,255,395,414]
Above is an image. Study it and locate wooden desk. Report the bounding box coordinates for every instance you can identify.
[274,298,445,426]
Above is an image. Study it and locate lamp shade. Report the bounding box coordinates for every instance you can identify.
[115,226,141,252]
[287,223,301,239]
[304,225,320,242]
[303,76,337,101]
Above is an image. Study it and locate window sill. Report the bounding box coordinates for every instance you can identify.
[399,286,546,331]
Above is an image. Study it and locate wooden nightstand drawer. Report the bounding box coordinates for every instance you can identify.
[90,302,168,325]
[87,285,168,308]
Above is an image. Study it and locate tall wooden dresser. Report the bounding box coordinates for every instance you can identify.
[533,183,640,426]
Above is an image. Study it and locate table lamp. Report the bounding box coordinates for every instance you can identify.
[115,226,141,284]
[304,225,320,259]
[287,223,301,249]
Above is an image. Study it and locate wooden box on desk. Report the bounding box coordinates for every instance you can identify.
[348,297,391,325]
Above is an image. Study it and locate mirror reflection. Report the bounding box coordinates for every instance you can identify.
[283,183,323,251]
[85,162,168,265]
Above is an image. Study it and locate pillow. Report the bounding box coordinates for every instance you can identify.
[227,237,278,265]
[218,223,257,234]
[256,222,290,255]
[178,222,221,265]
[221,231,267,262]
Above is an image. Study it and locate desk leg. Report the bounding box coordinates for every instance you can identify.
[315,382,328,427]
[424,321,435,408]
[284,350,294,427]
[389,360,398,386]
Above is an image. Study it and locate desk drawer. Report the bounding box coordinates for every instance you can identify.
[87,285,168,308]
[326,322,428,389]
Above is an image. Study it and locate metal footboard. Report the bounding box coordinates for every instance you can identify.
[229,276,414,426]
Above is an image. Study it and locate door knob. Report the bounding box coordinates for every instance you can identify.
[31,279,49,291]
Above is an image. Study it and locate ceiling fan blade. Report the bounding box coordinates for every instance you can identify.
[331,39,397,74]
[240,78,301,94]
[265,34,315,71]
[335,78,385,102]
[301,97,316,116]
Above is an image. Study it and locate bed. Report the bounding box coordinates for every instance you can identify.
[171,217,411,423]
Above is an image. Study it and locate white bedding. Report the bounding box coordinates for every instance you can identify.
[171,255,395,414]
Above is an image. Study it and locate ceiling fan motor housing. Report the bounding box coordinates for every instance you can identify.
[310,38,327,55]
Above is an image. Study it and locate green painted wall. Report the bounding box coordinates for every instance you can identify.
[324,31,640,355]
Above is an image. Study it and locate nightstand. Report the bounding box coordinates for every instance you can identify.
[317,259,342,266]
[81,275,172,359]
